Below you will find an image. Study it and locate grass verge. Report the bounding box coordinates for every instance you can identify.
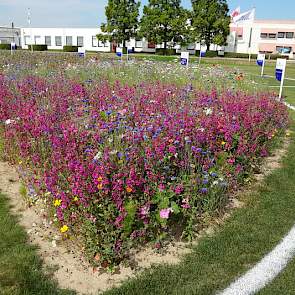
[104,112,295,295]
[0,192,75,295]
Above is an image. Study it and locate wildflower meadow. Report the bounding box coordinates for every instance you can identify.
[0,52,289,268]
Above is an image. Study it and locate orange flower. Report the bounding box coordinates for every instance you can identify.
[97,176,103,182]
[97,183,103,190]
[126,186,133,193]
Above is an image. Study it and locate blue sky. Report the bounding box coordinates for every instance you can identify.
[0,0,294,28]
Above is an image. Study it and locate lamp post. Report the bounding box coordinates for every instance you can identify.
[27,8,33,52]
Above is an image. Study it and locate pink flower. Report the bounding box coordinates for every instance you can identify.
[160,208,172,219]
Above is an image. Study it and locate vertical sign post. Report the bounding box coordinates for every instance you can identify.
[275,58,287,99]
[256,53,265,76]
[199,47,206,65]
[180,52,189,67]
[127,46,133,61]
[10,42,16,55]
[116,47,123,61]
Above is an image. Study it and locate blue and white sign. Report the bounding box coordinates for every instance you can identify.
[257,53,265,76]
[78,47,86,57]
[200,50,206,57]
[116,47,123,57]
[10,42,16,55]
[127,46,133,54]
[275,58,286,82]
[180,52,189,66]
[276,58,287,99]
[256,53,265,67]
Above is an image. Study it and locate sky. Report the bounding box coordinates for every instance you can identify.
[0,0,295,28]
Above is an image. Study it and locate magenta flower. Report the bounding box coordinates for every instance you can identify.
[160,208,172,219]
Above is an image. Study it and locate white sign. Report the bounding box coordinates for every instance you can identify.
[78,47,86,57]
[257,53,265,76]
[180,52,189,66]
[276,58,287,99]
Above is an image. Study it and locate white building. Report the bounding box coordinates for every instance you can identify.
[20,27,155,53]
[226,20,295,58]
[16,19,295,58]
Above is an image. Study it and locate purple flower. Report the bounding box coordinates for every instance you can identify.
[160,208,172,219]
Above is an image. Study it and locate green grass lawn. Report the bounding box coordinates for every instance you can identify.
[0,192,75,295]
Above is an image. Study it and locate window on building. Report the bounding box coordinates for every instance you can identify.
[45,36,51,46]
[92,36,98,47]
[268,33,277,39]
[260,33,268,39]
[98,41,106,47]
[286,32,294,39]
[55,36,62,46]
[77,36,84,47]
[278,32,285,38]
[135,39,143,48]
[34,35,41,45]
[66,36,72,46]
[237,34,243,39]
[24,35,31,45]
[276,46,292,54]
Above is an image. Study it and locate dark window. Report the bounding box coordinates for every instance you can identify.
[92,36,98,47]
[260,33,268,39]
[268,33,276,39]
[286,32,294,39]
[66,36,72,46]
[276,46,292,54]
[77,36,84,47]
[55,36,62,46]
[278,32,285,38]
[135,39,142,48]
[45,36,51,46]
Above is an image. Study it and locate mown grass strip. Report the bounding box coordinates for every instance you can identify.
[104,113,295,295]
[0,192,75,295]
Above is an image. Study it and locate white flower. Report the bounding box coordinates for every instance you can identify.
[5,119,12,125]
[93,151,102,161]
[204,108,213,116]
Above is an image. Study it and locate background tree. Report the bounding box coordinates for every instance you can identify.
[97,0,140,48]
[139,0,190,53]
[191,0,230,50]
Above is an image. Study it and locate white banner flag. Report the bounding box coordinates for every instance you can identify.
[233,8,255,24]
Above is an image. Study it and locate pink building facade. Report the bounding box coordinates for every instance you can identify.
[226,20,295,58]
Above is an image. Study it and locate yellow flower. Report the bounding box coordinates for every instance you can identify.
[97,183,103,190]
[18,160,23,165]
[221,141,226,146]
[54,199,62,207]
[286,131,291,137]
[118,160,123,164]
[73,196,79,202]
[126,186,133,193]
[97,176,103,182]
[60,225,69,233]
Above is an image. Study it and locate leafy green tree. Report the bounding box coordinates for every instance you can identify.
[191,0,230,50]
[140,0,190,53]
[97,0,140,47]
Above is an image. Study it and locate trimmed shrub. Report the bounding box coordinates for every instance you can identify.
[0,44,13,50]
[63,46,79,52]
[156,48,177,56]
[28,45,48,51]
[195,50,218,57]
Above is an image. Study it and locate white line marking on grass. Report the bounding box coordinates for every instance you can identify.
[219,226,295,295]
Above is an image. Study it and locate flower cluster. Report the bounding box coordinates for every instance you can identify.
[0,57,288,266]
